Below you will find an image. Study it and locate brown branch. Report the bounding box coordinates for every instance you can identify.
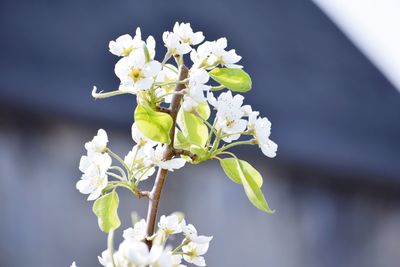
[145,64,189,249]
[155,106,171,114]
[174,149,197,160]
[137,191,150,199]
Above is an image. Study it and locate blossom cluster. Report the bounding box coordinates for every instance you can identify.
[76,126,186,200]
[77,129,111,200]
[104,22,242,112]
[94,21,277,157]
[207,90,278,155]
[74,21,279,267]
[98,214,212,267]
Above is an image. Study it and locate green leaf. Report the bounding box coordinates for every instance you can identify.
[209,68,252,93]
[177,109,208,148]
[220,158,242,185]
[220,158,273,213]
[92,191,121,233]
[237,160,273,213]
[134,104,173,144]
[174,129,191,150]
[220,158,263,187]
[196,102,211,120]
[189,145,207,158]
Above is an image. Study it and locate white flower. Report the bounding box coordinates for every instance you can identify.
[183,224,213,244]
[78,129,112,200]
[118,240,150,266]
[131,123,158,147]
[241,104,257,117]
[99,247,137,267]
[182,68,210,112]
[124,145,156,181]
[182,84,209,112]
[76,153,111,201]
[182,242,209,266]
[84,129,108,156]
[208,91,247,142]
[150,247,175,267]
[190,41,214,69]
[173,22,204,45]
[155,65,179,104]
[170,254,186,267]
[109,28,141,57]
[70,261,77,267]
[155,252,186,267]
[98,250,114,267]
[253,117,278,158]
[241,105,259,130]
[181,93,202,112]
[189,68,209,84]
[114,240,168,267]
[243,107,278,158]
[149,145,186,171]
[190,38,242,69]
[79,152,110,174]
[208,38,242,68]
[163,31,192,56]
[146,36,156,59]
[123,219,147,242]
[109,27,156,59]
[158,214,183,235]
[115,50,161,93]
[99,241,174,267]
[207,90,243,110]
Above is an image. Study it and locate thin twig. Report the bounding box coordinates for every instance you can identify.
[138,191,150,199]
[145,64,189,249]
[174,149,197,160]
[155,106,171,114]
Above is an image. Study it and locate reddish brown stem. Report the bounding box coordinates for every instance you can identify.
[145,64,189,248]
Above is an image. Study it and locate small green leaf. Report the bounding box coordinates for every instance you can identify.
[239,160,273,213]
[92,191,121,233]
[220,158,273,213]
[189,145,207,158]
[177,109,208,148]
[209,68,252,93]
[196,102,211,120]
[174,129,191,150]
[220,158,262,187]
[220,158,242,185]
[134,104,173,144]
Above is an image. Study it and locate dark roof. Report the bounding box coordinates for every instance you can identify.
[1,0,399,179]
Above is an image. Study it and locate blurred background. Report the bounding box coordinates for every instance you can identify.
[1,0,400,266]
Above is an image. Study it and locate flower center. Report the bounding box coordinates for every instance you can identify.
[181,37,191,44]
[164,228,175,235]
[187,248,198,259]
[226,118,235,128]
[129,67,144,82]
[121,46,134,57]
[96,176,105,187]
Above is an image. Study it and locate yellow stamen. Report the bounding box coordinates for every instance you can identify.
[121,46,134,57]
[226,118,235,128]
[129,67,144,82]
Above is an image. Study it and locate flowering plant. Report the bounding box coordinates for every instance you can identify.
[73,22,277,267]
